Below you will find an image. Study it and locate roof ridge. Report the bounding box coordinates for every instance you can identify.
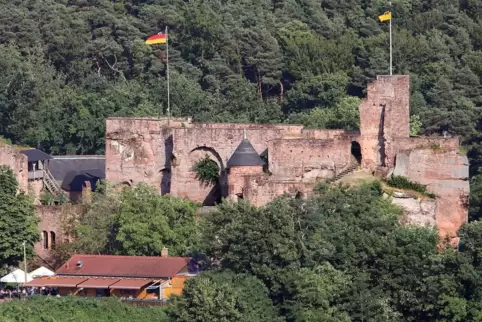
[71,254,190,260]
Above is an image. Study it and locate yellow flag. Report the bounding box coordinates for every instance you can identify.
[378,11,392,22]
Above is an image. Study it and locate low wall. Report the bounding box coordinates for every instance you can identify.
[243,176,314,207]
[268,138,354,180]
[302,129,360,140]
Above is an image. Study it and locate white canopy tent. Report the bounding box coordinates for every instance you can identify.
[0,269,32,283]
[29,266,55,278]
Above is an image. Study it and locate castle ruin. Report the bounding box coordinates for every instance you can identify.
[105,75,469,237]
[0,75,470,263]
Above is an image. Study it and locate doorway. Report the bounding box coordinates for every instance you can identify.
[351,141,362,164]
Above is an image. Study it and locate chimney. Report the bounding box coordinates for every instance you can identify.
[161,247,168,257]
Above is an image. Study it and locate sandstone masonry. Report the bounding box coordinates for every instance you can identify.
[105,75,470,238]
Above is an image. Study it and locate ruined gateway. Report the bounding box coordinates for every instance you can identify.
[105,75,469,238]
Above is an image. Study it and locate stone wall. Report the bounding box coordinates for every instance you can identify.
[386,136,460,168]
[268,137,355,180]
[169,127,284,203]
[34,206,65,260]
[302,129,360,139]
[243,176,314,207]
[0,146,28,193]
[393,149,469,237]
[227,165,264,200]
[359,75,410,169]
[103,75,469,237]
[105,118,177,188]
[28,179,44,205]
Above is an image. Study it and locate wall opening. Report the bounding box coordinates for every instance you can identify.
[50,232,56,249]
[351,141,362,164]
[189,146,227,206]
[42,231,48,250]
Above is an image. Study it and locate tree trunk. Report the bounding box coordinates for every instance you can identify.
[257,70,263,101]
[279,80,284,104]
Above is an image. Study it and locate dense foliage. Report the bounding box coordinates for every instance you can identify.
[192,183,482,321]
[7,182,482,320]
[0,296,167,321]
[0,166,39,272]
[53,183,199,262]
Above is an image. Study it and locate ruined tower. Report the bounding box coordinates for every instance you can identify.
[359,75,410,170]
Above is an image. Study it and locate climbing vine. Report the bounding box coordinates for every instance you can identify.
[192,155,220,186]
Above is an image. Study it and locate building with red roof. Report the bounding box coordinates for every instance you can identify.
[25,249,198,300]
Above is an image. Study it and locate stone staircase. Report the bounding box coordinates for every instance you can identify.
[327,163,359,183]
[42,169,64,197]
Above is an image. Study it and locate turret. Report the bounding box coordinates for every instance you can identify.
[227,130,265,200]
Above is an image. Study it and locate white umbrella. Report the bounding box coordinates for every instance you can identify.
[29,266,55,278]
[0,269,32,283]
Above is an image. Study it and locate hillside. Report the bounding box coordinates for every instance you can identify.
[0,0,481,217]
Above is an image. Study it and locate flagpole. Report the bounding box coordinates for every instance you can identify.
[389,3,392,75]
[165,26,170,124]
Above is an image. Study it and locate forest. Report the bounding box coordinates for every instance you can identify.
[1,0,482,217]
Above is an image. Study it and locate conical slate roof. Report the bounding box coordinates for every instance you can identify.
[227,138,265,167]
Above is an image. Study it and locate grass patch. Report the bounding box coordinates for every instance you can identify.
[384,175,435,199]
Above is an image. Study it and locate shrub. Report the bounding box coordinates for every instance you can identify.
[192,155,220,186]
[385,175,435,198]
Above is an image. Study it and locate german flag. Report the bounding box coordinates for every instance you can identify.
[145,33,166,45]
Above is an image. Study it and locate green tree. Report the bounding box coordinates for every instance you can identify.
[55,183,199,258]
[0,166,39,270]
[0,296,167,321]
[167,271,281,322]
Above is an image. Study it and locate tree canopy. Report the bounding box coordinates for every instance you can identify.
[7,181,482,320]
[54,183,199,262]
[0,166,39,271]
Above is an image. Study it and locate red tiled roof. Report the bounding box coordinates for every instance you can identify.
[24,278,50,287]
[45,277,88,287]
[77,278,120,289]
[56,254,191,278]
[109,279,152,290]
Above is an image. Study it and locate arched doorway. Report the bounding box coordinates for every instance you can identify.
[351,141,362,164]
[189,147,226,206]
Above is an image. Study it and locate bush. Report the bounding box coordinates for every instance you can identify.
[385,175,435,198]
[0,296,168,321]
[192,155,220,186]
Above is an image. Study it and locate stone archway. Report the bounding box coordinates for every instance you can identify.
[189,146,225,170]
[189,146,227,206]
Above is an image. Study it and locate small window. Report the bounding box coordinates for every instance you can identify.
[50,232,56,249]
[42,231,48,250]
